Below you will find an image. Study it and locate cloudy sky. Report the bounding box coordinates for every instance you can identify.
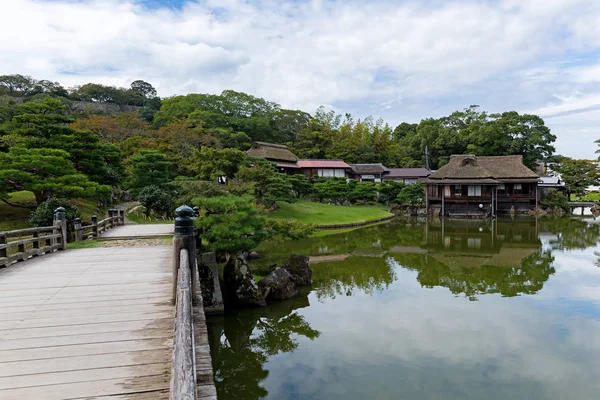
[2,0,600,158]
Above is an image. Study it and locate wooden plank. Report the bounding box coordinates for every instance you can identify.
[0,298,172,315]
[0,375,170,400]
[0,349,171,377]
[0,304,173,322]
[0,338,173,362]
[72,389,170,400]
[0,294,171,308]
[0,329,173,351]
[0,362,170,390]
[1,318,173,341]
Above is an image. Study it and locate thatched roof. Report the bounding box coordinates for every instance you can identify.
[424,155,539,183]
[247,141,299,162]
[350,164,390,174]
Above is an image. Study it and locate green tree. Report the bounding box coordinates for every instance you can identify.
[397,183,425,209]
[553,158,600,198]
[130,80,157,99]
[287,174,312,198]
[540,189,570,213]
[0,74,34,96]
[0,148,108,204]
[138,185,175,217]
[236,158,295,208]
[127,150,171,192]
[348,181,377,204]
[191,147,247,180]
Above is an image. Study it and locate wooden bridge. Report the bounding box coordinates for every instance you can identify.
[568,201,598,215]
[0,207,216,399]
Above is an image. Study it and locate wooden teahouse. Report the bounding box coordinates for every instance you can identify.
[421,155,540,217]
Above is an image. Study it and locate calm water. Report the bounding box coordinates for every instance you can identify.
[207,217,600,400]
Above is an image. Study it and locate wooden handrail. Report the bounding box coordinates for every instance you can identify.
[170,248,197,400]
[1,208,67,268]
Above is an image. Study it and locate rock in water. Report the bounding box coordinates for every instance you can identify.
[223,255,266,307]
[283,254,312,286]
[258,267,298,301]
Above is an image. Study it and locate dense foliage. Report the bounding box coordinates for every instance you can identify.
[29,197,81,228]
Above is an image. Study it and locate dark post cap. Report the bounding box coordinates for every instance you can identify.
[54,207,66,221]
[73,217,82,223]
[175,205,194,236]
[192,206,200,217]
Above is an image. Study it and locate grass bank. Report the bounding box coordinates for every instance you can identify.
[0,191,108,232]
[270,200,393,227]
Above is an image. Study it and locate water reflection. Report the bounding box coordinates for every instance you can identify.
[209,288,320,400]
[209,217,600,400]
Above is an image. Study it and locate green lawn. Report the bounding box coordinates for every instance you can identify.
[575,192,600,201]
[0,191,37,231]
[0,191,107,232]
[270,200,393,226]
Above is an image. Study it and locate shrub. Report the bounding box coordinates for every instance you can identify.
[540,189,569,213]
[29,198,82,239]
[138,185,175,217]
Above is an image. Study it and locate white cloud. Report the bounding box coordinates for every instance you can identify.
[2,0,600,157]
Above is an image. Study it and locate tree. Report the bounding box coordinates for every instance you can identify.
[287,174,312,198]
[70,113,150,143]
[0,74,34,96]
[127,150,171,192]
[236,158,295,208]
[348,181,377,204]
[540,189,570,213]
[191,147,247,181]
[29,198,81,231]
[396,183,425,209]
[553,158,600,198]
[138,185,175,217]
[130,80,157,99]
[0,147,108,205]
[2,98,120,185]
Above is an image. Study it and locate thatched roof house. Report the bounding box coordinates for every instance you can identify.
[423,155,539,184]
[349,164,390,182]
[247,142,299,163]
[422,155,541,217]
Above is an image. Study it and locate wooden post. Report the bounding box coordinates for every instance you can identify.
[441,184,445,217]
[73,218,83,242]
[54,207,67,250]
[91,215,98,238]
[172,206,197,305]
[119,209,125,225]
[32,231,40,257]
[109,209,115,229]
[193,206,200,218]
[1,234,8,267]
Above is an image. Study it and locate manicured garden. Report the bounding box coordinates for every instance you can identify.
[270,200,393,226]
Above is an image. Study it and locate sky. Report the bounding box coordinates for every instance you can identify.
[2,0,600,158]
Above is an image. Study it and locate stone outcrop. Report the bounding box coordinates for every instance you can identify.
[198,252,224,314]
[282,254,312,286]
[223,255,266,307]
[258,267,298,301]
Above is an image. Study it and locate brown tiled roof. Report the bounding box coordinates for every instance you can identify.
[386,168,431,178]
[425,155,539,182]
[350,164,390,174]
[247,141,298,162]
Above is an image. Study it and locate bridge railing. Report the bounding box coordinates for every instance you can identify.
[170,205,200,400]
[71,209,125,242]
[0,207,67,268]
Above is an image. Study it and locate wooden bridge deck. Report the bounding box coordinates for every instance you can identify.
[0,244,175,399]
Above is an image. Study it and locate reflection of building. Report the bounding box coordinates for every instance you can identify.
[423,219,541,269]
[422,155,540,217]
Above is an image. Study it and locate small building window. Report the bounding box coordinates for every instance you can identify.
[454,185,462,198]
[514,183,522,194]
[468,185,482,196]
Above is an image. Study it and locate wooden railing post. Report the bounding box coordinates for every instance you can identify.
[91,215,98,238]
[172,205,197,304]
[119,209,125,225]
[73,218,83,242]
[0,234,7,267]
[54,207,67,250]
[192,206,200,218]
[32,231,40,257]
[108,209,115,229]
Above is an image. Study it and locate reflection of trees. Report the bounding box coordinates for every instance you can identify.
[393,249,555,301]
[208,288,320,400]
[252,219,426,271]
[540,217,600,250]
[311,256,397,300]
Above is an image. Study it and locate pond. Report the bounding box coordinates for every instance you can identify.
[207,217,600,399]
